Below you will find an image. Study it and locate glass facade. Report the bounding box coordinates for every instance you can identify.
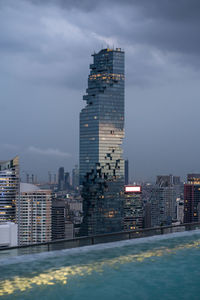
[80,48,125,236]
[0,156,19,222]
[124,188,143,231]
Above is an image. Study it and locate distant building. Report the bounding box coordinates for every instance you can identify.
[52,199,66,240]
[143,202,151,228]
[0,222,18,248]
[184,174,200,223]
[0,156,19,223]
[187,174,200,184]
[151,186,177,226]
[80,48,125,236]
[176,198,184,223]
[64,172,70,190]
[58,167,65,191]
[65,197,82,237]
[124,186,143,230]
[19,183,52,245]
[151,175,182,227]
[72,165,79,191]
[125,159,129,185]
[156,175,180,187]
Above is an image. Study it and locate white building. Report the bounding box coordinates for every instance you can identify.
[0,222,18,247]
[19,183,52,245]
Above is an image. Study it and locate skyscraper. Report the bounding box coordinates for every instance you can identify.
[58,167,64,191]
[0,156,19,223]
[151,175,182,227]
[156,175,180,187]
[52,199,66,241]
[72,165,79,191]
[80,48,125,236]
[125,159,129,185]
[64,172,70,190]
[184,174,200,223]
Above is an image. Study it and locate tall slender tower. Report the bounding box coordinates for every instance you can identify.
[80,48,125,236]
[0,156,19,223]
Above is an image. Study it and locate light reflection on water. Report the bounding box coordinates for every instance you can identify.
[0,235,200,298]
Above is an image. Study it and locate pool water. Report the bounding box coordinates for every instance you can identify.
[1,231,200,299]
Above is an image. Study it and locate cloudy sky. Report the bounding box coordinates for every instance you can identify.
[0,0,200,182]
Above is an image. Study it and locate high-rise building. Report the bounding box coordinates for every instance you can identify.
[0,156,19,223]
[80,48,125,236]
[184,174,200,223]
[151,175,182,227]
[64,172,70,190]
[124,186,143,230]
[19,183,52,245]
[72,165,79,191]
[52,199,66,240]
[125,159,129,185]
[156,175,180,187]
[151,187,177,226]
[58,167,64,191]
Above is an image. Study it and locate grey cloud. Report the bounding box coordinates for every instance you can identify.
[28,146,71,157]
[28,0,200,58]
[1,0,200,181]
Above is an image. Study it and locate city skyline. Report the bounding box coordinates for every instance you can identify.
[1,0,200,181]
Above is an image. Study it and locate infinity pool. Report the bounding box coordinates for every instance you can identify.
[1,231,200,299]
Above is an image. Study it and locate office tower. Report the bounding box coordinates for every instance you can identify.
[72,165,79,191]
[156,175,180,187]
[64,172,70,190]
[124,186,143,230]
[125,159,129,185]
[151,175,182,227]
[151,187,177,226]
[184,174,200,223]
[58,167,64,191]
[52,199,65,240]
[80,48,125,236]
[19,183,52,245]
[0,156,19,223]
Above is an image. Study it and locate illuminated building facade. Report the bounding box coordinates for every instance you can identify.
[19,183,52,245]
[0,156,19,222]
[184,174,200,223]
[80,48,125,236]
[124,186,143,230]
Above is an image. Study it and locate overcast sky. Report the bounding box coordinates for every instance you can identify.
[1,0,200,182]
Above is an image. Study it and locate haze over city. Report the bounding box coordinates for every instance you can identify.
[1,0,200,181]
